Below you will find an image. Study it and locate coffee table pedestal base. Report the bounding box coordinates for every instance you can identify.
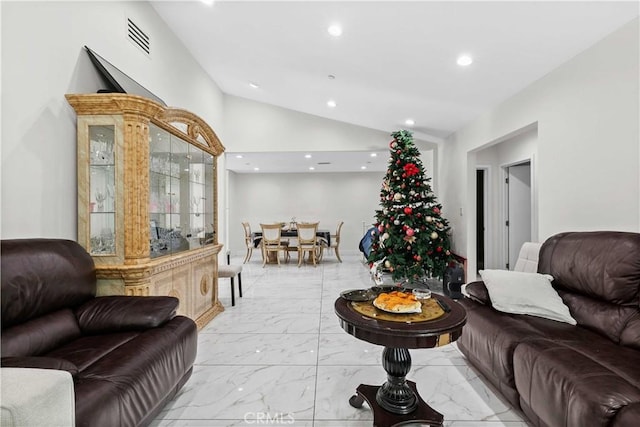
[349,381,443,427]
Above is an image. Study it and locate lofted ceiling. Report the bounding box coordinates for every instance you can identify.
[151,1,639,173]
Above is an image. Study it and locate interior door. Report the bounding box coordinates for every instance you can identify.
[507,162,531,269]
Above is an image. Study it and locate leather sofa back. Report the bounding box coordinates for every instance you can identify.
[538,231,640,349]
[1,239,96,356]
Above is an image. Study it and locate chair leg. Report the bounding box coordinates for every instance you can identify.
[230,277,235,306]
[238,273,242,298]
[262,247,267,267]
[243,247,251,264]
[335,246,342,263]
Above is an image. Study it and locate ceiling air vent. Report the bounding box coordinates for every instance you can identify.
[317,162,331,165]
[127,18,150,55]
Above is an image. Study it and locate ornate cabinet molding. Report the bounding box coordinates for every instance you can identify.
[67,93,225,329]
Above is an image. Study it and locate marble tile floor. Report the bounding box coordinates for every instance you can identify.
[151,252,532,427]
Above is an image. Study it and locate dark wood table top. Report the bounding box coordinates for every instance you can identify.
[251,230,331,248]
[334,293,466,349]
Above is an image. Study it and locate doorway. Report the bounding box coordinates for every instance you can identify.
[505,161,531,269]
[476,169,485,273]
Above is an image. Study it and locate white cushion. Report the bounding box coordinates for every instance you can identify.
[513,242,542,273]
[218,265,242,277]
[479,269,577,325]
[1,368,75,427]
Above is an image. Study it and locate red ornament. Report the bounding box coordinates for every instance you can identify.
[436,246,443,252]
[406,228,415,237]
[416,212,422,218]
[416,255,422,261]
[402,225,408,231]
[389,139,397,148]
[404,207,413,215]
[433,207,441,214]
[396,150,402,155]
[403,163,419,176]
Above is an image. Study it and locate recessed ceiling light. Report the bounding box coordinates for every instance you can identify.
[200,0,214,6]
[253,167,260,171]
[309,167,315,171]
[405,119,415,126]
[361,166,367,170]
[327,24,342,37]
[327,99,337,108]
[248,82,259,89]
[457,54,473,66]
[235,154,243,159]
[305,154,312,159]
[370,153,377,157]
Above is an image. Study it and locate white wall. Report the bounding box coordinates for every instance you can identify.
[228,171,383,256]
[221,95,440,252]
[475,127,538,269]
[224,96,394,152]
[442,18,640,280]
[1,1,225,241]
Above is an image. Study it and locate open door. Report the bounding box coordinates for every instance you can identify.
[476,169,485,273]
[506,162,531,269]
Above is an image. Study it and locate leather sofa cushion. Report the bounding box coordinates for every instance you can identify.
[457,299,544,407]
[1,309,81,357]
[538,231,640,305]
[1,356,79,375]
[621,312,640,350]
[559,290,638,346]
[45,332,139,372]
[1,239,96,329]
[514,338,640,427]
[75,296,179,334]
[73,316,197,427]
[614,403,640,427]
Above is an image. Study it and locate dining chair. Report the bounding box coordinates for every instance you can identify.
[324,220,344,263]
[260,223,288,266]
[297,222,320,267]
[241,222,256,264]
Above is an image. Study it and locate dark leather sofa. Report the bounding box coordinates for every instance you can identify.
[1,239,198,427]
[458,231,640,427]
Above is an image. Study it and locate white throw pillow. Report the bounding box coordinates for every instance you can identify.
[479,269,577,325]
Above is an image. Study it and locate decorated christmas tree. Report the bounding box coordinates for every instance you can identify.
[368,130,453,281]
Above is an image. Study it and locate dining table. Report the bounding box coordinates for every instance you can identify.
[251,228,331,248]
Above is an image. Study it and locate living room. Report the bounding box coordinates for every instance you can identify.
[1,1,639,427]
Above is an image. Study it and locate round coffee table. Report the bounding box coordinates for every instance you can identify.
[334,293,466,427]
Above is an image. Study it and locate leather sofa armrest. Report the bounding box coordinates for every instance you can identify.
[463,281,492,305]
[1,357,78,376]
[75,296,179,334]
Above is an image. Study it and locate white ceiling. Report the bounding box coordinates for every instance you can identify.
[151,1,639,173]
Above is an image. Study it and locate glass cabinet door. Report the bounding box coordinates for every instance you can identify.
[149,123,215,258]
[89,125,116,255]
